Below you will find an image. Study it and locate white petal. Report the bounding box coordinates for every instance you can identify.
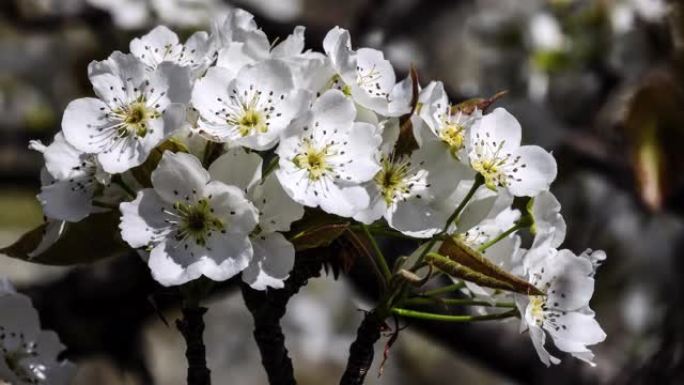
[61,97,110,153]
[208,148,263,192]
[253,173,304,233]
[191,66,234,124]
[271,25,305,58]
[203,181,259,235]
[335,122,382,182]
[119,189,168,249]
[311,89,356,127]
[469,107,522,154]
[130,25,180,68]
[38,177,94,222]
[508,145,557,197]
[531,190,566,248]
[546,310,606,347]
[538,249,595,311]
[41,133,89,180]
[528,324,561,366]
[151,152,210,203]
[242,232,295,290]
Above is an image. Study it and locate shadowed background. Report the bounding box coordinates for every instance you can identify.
[1,0,683,384]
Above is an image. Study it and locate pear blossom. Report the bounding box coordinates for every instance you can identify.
[119,151,259,286]
[30,133,123,222]
[276,89,382,218]
[209,149,304,290]
[354,120,476,238]
[192,60,310,150]
[416,81,481,159]
[63,52,189,174]
[457,207,522,297]
[517,248,607,366]
[322,27,411,117]
[529,190,566,249]
[214,20,330,91]
[467,108,557,197]
[0,279,76,385]
[130,25,213,77]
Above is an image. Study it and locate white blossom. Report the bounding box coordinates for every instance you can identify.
[517,248,607,366]
[0,279,75,385]
[30,134,123,223]
[321,27,411,117]
[416,81,481,159]
[530,190,566,249]
[276,89,381,218]
[63,52,189,174]
[119,151,258,286]
[130,25,213,77]
[192,59,310,149]
[354,120,477,238]
[467,108,557,197]
[209,149,304,290]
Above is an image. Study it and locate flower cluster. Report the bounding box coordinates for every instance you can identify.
[30,7,605,366]
[0,279,75,385]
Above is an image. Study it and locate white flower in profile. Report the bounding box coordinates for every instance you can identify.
[529,190,566,248]
[516,248,607,366]
[130,25,213,77]
[63,52,189,174]
[276,89,382,218]
[466,108,557,197]
[192,60,310,150]
[30,133,123,223]
[416,81,481,159]
[209,149,304,290]
[0,279,75,385]
[119,151,258,286]
[322,27,411,117]
[354,119,476,238]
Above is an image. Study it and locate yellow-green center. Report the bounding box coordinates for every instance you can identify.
[174,199,225,246]
[529,295,546,326]
[293,142,332,181]
[440,123,465,155]
[116,101,158,138]
[472,158,507,191]
[374,157,410,205]
[237,109,267,136]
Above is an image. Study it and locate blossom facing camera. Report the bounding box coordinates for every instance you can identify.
[276,89,382,218]
[120,151,259,286]
[62,52,189,174]
[467,108,557,197]
[192,60,310,150]
[0,279,76,385]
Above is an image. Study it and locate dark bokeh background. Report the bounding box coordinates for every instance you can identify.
[1,0,683,384]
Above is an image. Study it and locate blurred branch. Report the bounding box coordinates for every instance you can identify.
[176,305,211,385]
[240,252,328,385]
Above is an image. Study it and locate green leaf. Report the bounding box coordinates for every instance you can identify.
[437,237,544,295]
[1,212,129,266]
[286,209,349,251]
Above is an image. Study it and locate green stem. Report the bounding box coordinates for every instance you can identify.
[477,223,524,252]
[419,282,465,297]
[391,308,518,322]
[411,174,485,271]
[443,173,485,230]
[402,297,515,308]
[361,224,392,283]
